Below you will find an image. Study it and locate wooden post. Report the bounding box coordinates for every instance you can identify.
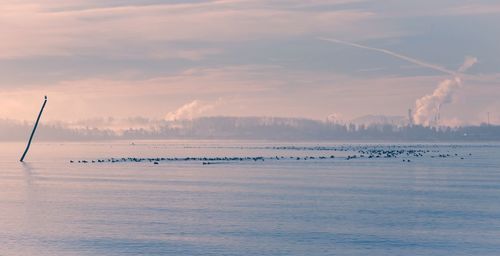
[20,96,48,162]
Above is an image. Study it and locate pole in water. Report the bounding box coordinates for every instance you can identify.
[20,96,48,162]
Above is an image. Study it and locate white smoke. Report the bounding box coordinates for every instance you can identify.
[413,78,462,126]
[165,100,218,121]
[413,57,478,126]
[319,38,480,127]
[458,56,478,73]
[326,113,344,124]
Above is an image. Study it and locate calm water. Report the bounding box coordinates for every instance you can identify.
[1,141,499,255]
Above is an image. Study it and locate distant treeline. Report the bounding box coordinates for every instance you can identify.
[1,117,499,142]
[0,119,114,141]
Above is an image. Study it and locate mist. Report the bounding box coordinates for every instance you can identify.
[2,116,499,142]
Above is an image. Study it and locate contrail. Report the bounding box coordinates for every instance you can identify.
[318,37,458,76]
[319,37,479,127]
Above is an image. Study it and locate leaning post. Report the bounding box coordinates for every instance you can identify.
[20,96,48,162]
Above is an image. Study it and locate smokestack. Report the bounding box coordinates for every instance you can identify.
[319,38,479,127]
[436,104,441,127]
[408,108,413,127]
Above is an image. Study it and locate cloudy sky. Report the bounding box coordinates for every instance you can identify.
[1,0,499,125]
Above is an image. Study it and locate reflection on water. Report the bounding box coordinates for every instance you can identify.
[0,141,500,256]
[21,162,35,185]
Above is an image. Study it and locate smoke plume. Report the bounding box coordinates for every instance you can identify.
[319,37,479,127]
[413,78,462,126]
[413,57,478,126]
[458,56,478,73]
[165,100,217,121]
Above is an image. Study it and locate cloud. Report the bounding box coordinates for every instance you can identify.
[0,1,376,59]
[1,66,499,124]
[446,3,500,16]
[158,48,223,61]
[0,65,275,121]
[319,37,489,126]
[1,0,499,127]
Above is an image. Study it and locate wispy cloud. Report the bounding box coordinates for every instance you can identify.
[0,1,375,59]
[0,0,499,125]
[0,65,276,120]
[446,3,500,16]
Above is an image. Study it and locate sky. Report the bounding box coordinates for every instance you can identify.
[0,0,499,126]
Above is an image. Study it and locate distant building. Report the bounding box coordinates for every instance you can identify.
[408,109,413,127]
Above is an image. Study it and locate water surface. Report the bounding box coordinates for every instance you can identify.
[1,141,499,255]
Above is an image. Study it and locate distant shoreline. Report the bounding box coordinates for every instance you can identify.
[2,116,499,142]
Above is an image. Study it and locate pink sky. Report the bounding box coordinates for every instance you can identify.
[1,0,499,126]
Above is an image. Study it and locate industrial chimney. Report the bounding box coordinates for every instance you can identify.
[408,108,414,127]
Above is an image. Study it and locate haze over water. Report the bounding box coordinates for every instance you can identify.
[1,141,499,255]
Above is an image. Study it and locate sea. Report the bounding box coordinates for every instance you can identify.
[1,141,499,256]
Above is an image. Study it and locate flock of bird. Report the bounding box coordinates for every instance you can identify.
[70,145,472,165]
